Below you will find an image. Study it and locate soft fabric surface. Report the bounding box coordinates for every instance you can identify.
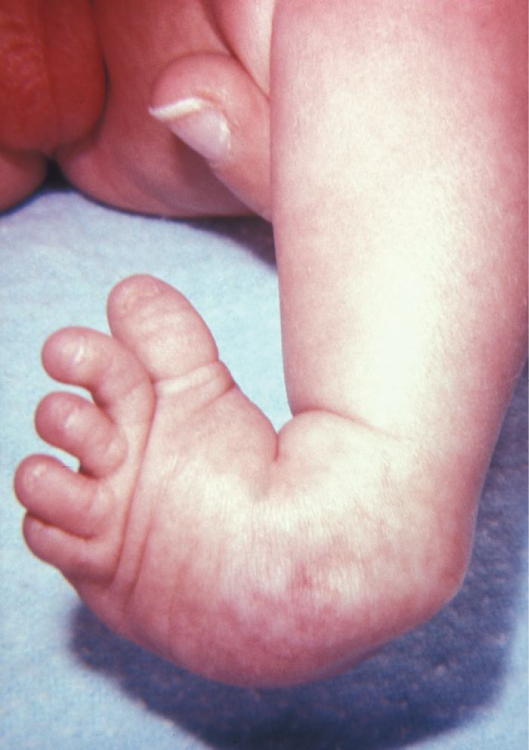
[1,184,527,750]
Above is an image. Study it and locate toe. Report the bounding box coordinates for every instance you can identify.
[15,455,111,538]
[107,275,233,392]
[16,454,119,582]
[22,512,115,582]
[41,326,154,428]
[35,392,126,477]
[150,52,271,219]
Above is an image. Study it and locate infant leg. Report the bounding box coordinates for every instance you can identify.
[272,0,526,464]
[269,0,527,649]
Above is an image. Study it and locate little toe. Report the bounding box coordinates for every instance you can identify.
[35,392,126,477]
[15,455,111,538]
[107,275,233,400]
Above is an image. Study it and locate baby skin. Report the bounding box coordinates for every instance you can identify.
[8,1,528,686]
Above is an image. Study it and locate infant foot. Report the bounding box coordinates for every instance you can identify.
[15,274,277,683]
[14,276,465,687]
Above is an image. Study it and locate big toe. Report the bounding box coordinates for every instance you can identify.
[107,275,225,385]
[150,52,271,219]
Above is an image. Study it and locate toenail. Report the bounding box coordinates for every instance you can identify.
[71,338,87,366]
[117,277,162,313]
[63,405,81,433]
[25,461,48,489]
